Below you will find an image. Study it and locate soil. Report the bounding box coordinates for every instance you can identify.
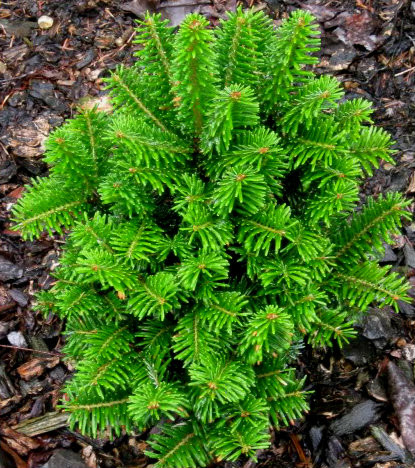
[0,0,415,467]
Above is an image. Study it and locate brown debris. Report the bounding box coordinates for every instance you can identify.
[4,115,50,159]
[121,0,160,19]
[0,425,40,457]
[81,446,97,468]
[12,412,69,437]
[406,171,415,194]
[387,361,415,455]
[17,356,60,381]
[0,441,27,468]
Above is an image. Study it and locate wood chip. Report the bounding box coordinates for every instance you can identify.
[17,356,60,381]
[12,412,69,437]
[406,171,415,194]
[0,425,40,456]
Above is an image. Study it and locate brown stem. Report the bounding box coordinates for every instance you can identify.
[0,344,62,356]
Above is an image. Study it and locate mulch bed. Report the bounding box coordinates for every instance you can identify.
[1,1,415,467]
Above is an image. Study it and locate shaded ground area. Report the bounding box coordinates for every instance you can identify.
[0,0,415,467]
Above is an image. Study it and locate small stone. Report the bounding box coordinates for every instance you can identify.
[402,344,415,362]
[87,68,102,81]
[7,331,27,348]
[115,37,124,47]
[37,15,54,30]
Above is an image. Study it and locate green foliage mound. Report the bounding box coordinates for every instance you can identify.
[13,8,411,467]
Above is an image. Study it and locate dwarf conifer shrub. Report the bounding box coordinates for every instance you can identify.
[12,8,411,467]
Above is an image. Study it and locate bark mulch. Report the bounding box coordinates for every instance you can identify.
[1,1,415,467]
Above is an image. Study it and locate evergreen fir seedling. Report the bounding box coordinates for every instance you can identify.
[13,8,411,467]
